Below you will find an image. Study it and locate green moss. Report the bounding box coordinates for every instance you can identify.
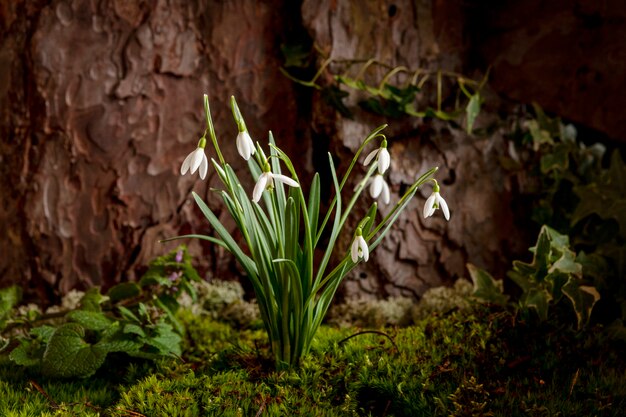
[0,306,624,416]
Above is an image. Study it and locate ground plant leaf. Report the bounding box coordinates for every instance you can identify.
[41,323,108,378]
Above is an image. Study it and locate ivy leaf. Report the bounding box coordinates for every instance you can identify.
[549,249,582,276]
[540,142,570,174]
[527,119,553,150]
[524,288,553,321]
[42,323,108,378]
[467,263,508,305]
[562,279,601,329]
[512,226,552,282]
[572,151,626,238]
[322,85,353,118]
[280,42,311,68]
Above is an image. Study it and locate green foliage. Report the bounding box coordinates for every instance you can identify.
[471,226,600,329]
[467,264,509,306]
[0,246,198,378]
[176,95,440,370]
[281,54,487,133]
[508,105,626,335]
[3,307,623,415]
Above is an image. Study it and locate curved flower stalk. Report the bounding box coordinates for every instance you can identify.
[231,96,256,161]
[168,94,446,370]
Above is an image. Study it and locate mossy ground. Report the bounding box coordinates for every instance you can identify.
[1,306,624,416]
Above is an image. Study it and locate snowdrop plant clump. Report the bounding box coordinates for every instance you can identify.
[173,94,449,369]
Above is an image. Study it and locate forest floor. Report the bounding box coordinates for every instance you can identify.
[1,306,624,416]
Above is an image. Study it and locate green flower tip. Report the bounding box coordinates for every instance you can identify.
[381,138,388,148]
[198,137,207,149]
[263,159,271,173]
[356,227,363,237]
[433,180,440,193]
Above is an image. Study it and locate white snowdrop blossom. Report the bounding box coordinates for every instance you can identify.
[363,139,391,174]
[236,130,256,161]
[369,174,391,205]
[252,161,300,203]
[350,229,369,263]
[180,138,209,180]
[423,181,450,221]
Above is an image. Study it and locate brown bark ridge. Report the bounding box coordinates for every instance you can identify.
[1,0,623,302]
[300,0,526,298]
[0,0,306,301]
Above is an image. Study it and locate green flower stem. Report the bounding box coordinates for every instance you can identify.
[204,94,225,166]
[314,124,388,245]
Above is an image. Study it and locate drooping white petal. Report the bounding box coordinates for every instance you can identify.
[272,174,300,188]
[380,179,390,205]
[252,173,270,203]
[351,235,369,263]
[351,238,360,263]
[370,175,384,198]
[237,131,255,160]
[363,149,379,166]
[423,193,437,218]
[180,151,194,175]
[437,193,450,221]
[377,148,391,174]
[358,236,369,262]
[198,154,209,180]
[190,148,205,174]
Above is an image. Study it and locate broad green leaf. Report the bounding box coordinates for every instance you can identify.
[523,288,552,321]
[9,340,42,367]
[540,143,570,173]
[467,263,508,305]
[145,323,182,356]
[548,249,582,276]
[79,287,108,312]
[42,323,108,378]
[123,323,146,338]
[96,338,143,354]
[562,279,600,329]
[527,119,553,149]
[67,310,112,331]
[107,282,141,303]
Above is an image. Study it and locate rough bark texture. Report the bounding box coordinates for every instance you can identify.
[0,0,306,300]
[301,0,527,298]
[0,0,623,301]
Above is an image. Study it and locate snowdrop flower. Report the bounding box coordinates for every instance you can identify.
[369,174,391,205]
[180,137,209,180]
[236,130,256,161]
[363,139,391,174]
[423,181,450,221]
[350,228,369,263]
[252,160,299,203]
